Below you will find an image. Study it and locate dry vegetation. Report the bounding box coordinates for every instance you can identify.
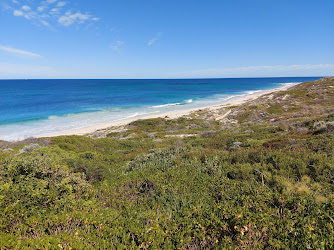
[0,77,333,249]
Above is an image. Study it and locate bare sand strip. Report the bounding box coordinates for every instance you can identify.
[35,84,292,138]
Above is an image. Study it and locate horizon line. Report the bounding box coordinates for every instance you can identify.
[0,76,328,81]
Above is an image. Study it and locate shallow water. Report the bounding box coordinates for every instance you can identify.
[0,77,321,140]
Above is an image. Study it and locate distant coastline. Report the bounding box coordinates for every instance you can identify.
[34,81,299,138]
[0,77,321,141]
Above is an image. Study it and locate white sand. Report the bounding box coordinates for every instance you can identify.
[35,84,292,138]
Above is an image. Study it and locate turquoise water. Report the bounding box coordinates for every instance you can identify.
[0,77,321,140]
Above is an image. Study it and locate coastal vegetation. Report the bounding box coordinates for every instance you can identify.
[0,78,333,249]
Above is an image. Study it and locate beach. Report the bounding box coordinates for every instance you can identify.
[1,77,319,141]
[34,83,294,138]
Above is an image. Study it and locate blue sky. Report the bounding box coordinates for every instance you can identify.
[0,0,333,79]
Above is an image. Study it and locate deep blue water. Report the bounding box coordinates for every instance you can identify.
[0,77,321,140]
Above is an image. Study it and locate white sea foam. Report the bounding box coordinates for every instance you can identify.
[151,98,194,108]
[151,102,181,108]
[48,115,59,120]
[246,90,263,95]
[0,81,304,141]
[281,82,301,89]
[221,94,243,101]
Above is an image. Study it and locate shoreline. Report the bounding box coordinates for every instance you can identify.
[35,83,295,138]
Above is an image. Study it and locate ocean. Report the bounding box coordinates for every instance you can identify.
[0,77,321,141]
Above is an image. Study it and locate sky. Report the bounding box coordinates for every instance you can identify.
[0,0,333,79]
